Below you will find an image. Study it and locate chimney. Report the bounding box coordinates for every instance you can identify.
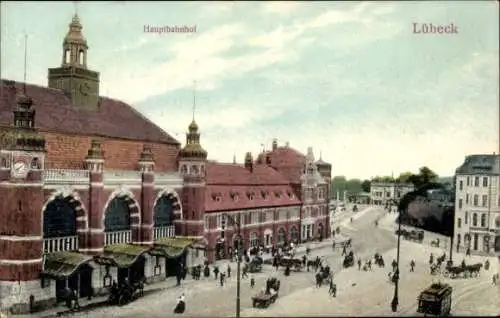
[272,139,278,151]
[244,152,253,172]
[266,152,271,165]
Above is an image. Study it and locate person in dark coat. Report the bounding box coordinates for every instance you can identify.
[410,260,415,272]
[227,265,231,278]
[357,259,362,270]
[250,276,255,288]
[302,255,307,266]
[219,273,225,287]
[213,266,219,280]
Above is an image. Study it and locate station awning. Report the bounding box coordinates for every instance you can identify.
[151,236,205,258]
[93,244,150,268]
[42,251,93,279]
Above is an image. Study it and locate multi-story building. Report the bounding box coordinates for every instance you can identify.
[370,182,414,205]
[0,15,331,313]
[454,154,500,254]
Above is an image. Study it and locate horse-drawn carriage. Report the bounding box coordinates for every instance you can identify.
[417,283,452,316]
[279,257,303,271]
[108,278,145,306]
[406,230,424,243]
[343,251,354,268]
[442,262,482,279]
[251,278,280,308]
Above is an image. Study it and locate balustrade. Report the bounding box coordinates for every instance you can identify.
[43,236,78,253]
[43,169,90,184]
[105,230,132,245]
[154,225,175,239]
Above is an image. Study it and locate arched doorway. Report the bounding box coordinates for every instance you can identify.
[154,195,175,239]
[104,196,132,245]
[277,228,286,246]
[317,223,324,240]
[215,238,225,261]
[43,195,92,301]
[290,227,299,244]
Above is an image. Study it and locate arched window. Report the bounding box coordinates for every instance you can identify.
[473,233,478,250]
[250,232,259,248]
[43,196,77,238]
[480,214,486,227]
[104,197,131,232]
[472,213,478,226]
[31,157,40,169]
[457,218,462,228]
[180,165,187,174]
[79,50,84,64]
[277,228,286,244]
[65,50,70,63]
[191,165,199,174]
[154,195,174,226]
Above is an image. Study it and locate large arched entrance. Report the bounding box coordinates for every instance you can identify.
[290,227,299,244]
[154,194,175,240]
[101,193,144,285]
[43,194,92,301]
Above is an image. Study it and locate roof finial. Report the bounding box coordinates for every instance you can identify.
[23,33,28,94]
[319,150,323,160]
[233,153,236,164]
[74,1,79,16]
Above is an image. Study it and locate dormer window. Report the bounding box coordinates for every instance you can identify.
[31,157,40,169]
[247,191,254,200]
[287,191,294,199]
[261,190,268,200]
[230,191,239,202]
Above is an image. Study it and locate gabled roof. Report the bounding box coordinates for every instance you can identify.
[206,162,291,185]
[0,80,179,145]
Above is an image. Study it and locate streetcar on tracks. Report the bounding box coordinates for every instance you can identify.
[416,283,452,316]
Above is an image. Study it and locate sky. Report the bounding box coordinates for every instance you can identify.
[1,1,498,180]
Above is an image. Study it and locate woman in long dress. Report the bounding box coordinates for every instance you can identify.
[174,293,186,314]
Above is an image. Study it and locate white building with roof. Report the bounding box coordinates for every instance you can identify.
[370,182,414,205]
[454,154,500,254]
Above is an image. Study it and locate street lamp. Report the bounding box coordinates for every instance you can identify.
[222,213,242,318]
[391,207,402,312]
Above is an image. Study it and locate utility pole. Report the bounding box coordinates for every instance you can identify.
[391,207,402,312]
[222,213,241,318]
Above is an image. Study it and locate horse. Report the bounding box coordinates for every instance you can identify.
[466,263,483,277]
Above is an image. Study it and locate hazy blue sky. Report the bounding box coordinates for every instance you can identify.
[1,1,498,179]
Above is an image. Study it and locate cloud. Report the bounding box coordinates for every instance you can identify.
[262,1,302,14]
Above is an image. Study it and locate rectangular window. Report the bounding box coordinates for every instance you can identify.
[465,211,468,224]
[458,199,463,209]
[204,216,209,230]
[482,195,488,207]
[458,218,461,228]
[474,177,479,187]
[459,180,463,190]
[482,177,488,187]
[267,211,274,222]
[473,195,479,207]
[216,214,222,228]
[466,194,469,204]
[466,176,470,186]
[251,212,259,224]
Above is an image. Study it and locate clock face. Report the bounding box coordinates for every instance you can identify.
[12,161,29,178]
[80,82,91,96]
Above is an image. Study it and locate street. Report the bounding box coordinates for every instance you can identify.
[43,206,498,317]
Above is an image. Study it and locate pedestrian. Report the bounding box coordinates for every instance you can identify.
[367,260,372,270]
[302,255,307,266]
[466,247,471,257]
[492,274,496,285]
[357,259,361,270]
[429,253,434,265]
[329,279,334,296]
[219,273,225,287]
[71,289,80,311]
[227,265,231,278]
[342,246,347,256]
[410,260,415,272]
[213,266,219,280]
[250,276,255,288]
[332,241,336,250]
[331,283,337,297]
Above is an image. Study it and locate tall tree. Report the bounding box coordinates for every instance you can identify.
[361,179,371,192]
[397,171,413,183]
[331,176,347,198]
[419,166,438,184]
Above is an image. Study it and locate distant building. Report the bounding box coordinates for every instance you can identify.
[370,182,414,205]
[454,154,500,254]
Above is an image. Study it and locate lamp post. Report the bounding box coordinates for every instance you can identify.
[222,213,241,318]
[391,208,402,312]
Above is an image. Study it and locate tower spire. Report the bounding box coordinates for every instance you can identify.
[192,80,197,121]
[319,150,323,160]
[23,34,28,93]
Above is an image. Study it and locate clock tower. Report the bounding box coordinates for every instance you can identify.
[47,14,100,111]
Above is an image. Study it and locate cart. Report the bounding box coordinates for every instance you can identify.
[251,291,278,308]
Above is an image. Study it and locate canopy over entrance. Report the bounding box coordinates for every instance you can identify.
[93,244,149,268]
[42,251,93,279]
[151,236,205,258]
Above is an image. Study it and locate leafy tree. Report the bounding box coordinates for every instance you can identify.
[419,166,438,184]
[396,171,413,183]
[361,179,371,192]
